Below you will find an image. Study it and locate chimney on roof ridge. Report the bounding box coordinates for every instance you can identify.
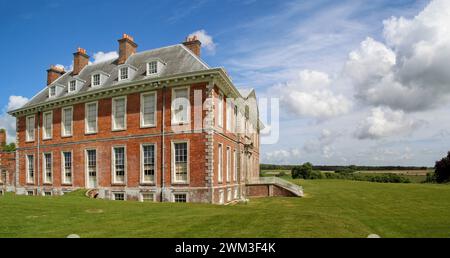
[183,35,201,57]
[118,33,137,65]
[46,65,65,85]
[73,47,89,75]
[0,128,6,149]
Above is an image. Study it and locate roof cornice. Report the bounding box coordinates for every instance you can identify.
[8,68,241,117]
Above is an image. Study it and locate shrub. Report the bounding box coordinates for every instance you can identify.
[291,162,313,179]
[276,171,287,177]
[434,152,450,183]
[424,172,436,183]
[308,171,324,179]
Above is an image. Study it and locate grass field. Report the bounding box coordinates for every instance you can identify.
[1,180,450,238]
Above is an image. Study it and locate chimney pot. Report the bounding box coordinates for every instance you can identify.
[118,33,137,65]
[46,65,65,85]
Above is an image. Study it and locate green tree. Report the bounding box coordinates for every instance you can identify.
[3,143,16,152]
[292,162,313,179]
[434,152,450,183]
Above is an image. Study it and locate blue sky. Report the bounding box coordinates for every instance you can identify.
[2,0,449,166]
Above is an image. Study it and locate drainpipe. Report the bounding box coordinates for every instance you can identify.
[36,111,41,194]
[161,85,166,202]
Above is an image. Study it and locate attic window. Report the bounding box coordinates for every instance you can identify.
[119,67,128,81]
[147,61,158,75]
[69,80,76,92]
[92,74,101,86]
[49,86,56,97]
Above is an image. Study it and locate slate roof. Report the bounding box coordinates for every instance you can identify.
[22,44,210,108]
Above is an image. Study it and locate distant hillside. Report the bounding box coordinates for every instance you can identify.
[260,164,430,171]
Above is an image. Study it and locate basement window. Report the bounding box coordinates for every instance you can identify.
[113,192,125,201]
[27,190,34,196]
[173,193,187,203]
[44,191,52,196]
[141,193,155,202]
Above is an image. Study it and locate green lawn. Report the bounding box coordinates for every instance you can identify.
[1,180,450,238]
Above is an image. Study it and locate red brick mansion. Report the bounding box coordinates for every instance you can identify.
[7,34,302,203]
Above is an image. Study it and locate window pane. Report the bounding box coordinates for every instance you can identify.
[174,142,188,182]
[173,88,188,123]
[63,108,72,136]
[114,147,125,183]
[44,153,52,183]
[86,103,97,133]
[143,145,155,182]
[113,98,126,129]
[142,93,155,126]
[44,113,52,138]
[63,152,72,184]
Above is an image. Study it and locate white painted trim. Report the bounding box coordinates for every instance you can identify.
[140,91,157,128]
[112,191,126,201]
[111,145,127,185]
[84,148,98,189]
[140,143,157,184]
[217,91,224,128]
[26,154,35,184]
[233,149,237,183]
[172,192,189,203]
[171,140,190,184]
[139,191,156,202]
[61,150,73,185]
[42,152,53,184]
[111,96,127,131]
[84,101,98,134]
[218,143,223,183]
[91,73,101,87]
[42,111,53,140]
[25,114,36,142]
[61,106,73,137]
[226,146,230,183]
[171,86,191,125]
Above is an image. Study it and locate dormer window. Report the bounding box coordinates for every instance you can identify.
[69,80,76,92]
[118,65,137,82]
[92,74,101,86]
[119,67,128,80]
[147,61,158,75]
[49,86,56,97]
[146,59,165,77]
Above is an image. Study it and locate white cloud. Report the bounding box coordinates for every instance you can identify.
[355,107,421,140]
[271,70,351,119]
[264,148,301,164]
[345,0,450,112]
[92,51,119,64]
[188,30,216,53]
[0,95,29,143]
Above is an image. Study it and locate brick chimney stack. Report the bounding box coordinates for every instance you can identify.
[118,34,137,65]
[183,35,201,57]
[0,129,6,149]
[73,47,89,75]
[46,65,65,85]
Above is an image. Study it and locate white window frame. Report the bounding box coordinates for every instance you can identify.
[26,154,34,184]
[112,96,127,131]
[171,140,189,184]
[112,146,127,184]
[217,92,224,128]
[219,189,224,204]
[218,144,223,183]
[91,73,101,87]
[171,86,190,125]
[85,101,98,134]
[112,192,126,201]
[43,152,53,184]
[140,192,156,202]
[226,147,231,182]
[227,188,232,202]
[119,67,129,81]
[233,150,238,182]
[61,151,73,185]
[26,115,35,142]
[140,92,157,128]
[42,111,53,140]
[173,192,188,203]
[49,86,56,97]
[146,61,158,76]
[85,148,98,188]
[68,80,76,92]
[226,99,232,132]
[140,143,157,184]
[61,106,73,137]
